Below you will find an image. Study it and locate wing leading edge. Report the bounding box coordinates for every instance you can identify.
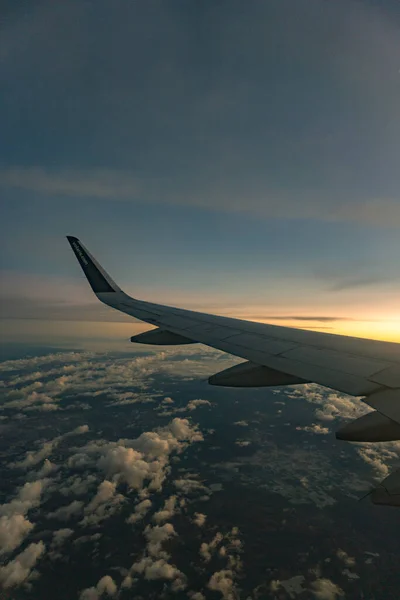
[67,236,400,506]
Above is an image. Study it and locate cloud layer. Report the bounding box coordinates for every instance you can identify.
[0,346,399,598]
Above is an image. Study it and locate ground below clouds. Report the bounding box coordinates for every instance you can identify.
[0,344,399,599]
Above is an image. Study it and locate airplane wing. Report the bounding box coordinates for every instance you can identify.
[67,236,400,504]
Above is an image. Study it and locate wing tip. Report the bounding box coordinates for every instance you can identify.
[66,235,120,294]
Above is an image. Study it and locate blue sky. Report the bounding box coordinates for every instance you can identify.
[2,0,400,345]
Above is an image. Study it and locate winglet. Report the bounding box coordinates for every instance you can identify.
[67,236,122,294]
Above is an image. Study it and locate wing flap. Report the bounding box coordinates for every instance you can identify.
[336,411,400,442]
[210,338,382,396]
[363,389,400,425]
[130,329,195,345]
[371,469,400,506]
[209,361,309,387]
[368,365,400,389]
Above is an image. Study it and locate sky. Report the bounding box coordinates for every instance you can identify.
[2,0,400,346]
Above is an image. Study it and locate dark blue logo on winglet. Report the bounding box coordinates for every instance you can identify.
[67,236,115,294]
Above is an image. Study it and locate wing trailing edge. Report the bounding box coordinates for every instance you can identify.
[371,469,400,506]
[130,329,195,345]
[209,361,310,387]
[336,410,400,442]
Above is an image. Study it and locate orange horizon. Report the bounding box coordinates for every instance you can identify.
[3,312,400,347]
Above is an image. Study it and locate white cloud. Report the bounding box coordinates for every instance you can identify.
[144,523,177,558]
[336,548,355,567]
[210,531,225,549]
[132,556,184,583]
[127,499,152,524]
[12,425,89,469]
[310,578,344,600]
[152,495,178,524]
[129,521,187,590]
[297,385,369,423]
[188,592,206,600]
[0,480,45,518]
[132,431,179,458]
[233,420,248,427]
[80,480,125,527]
[275,575,306,598]
[356,445,392,479]
[98,445,166,492]
[59,474,98,497]
[171,575,188,592]
[193,512,206,527]
[92,418,203,494]
[120,575,134,589]
[186,399,212,411]
[269,580,281,592]
[1,347,381,598]
[168,418,204,443]
[289,384,400,483]
[85,480,118,512]
[12,439,60,469]
[174,478,208,495]
[200,532,225,563]
[0,352,84,374]
[2,391,58,412]
[27,401,60,412]
[80,575,118,600]
[1,351,164,412]
[199,543,212,563]
[0,479,47,555]
[96,575,118,597]
[0,350,229,424]
[342,569,360,580]
[0,541,45,588]
[52,528,74,546]
[80,588,99,600]
[36,459,58,478]
[0,515,34,556]
[73,425,90,435]
[106,392,146,407]
[296,424,330,435]
[207,569,237,600]
[47,500,84,521]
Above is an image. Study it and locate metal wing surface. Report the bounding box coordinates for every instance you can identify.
[67,236,400,405]
[67,235,400,507]
[67,236,400,506]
